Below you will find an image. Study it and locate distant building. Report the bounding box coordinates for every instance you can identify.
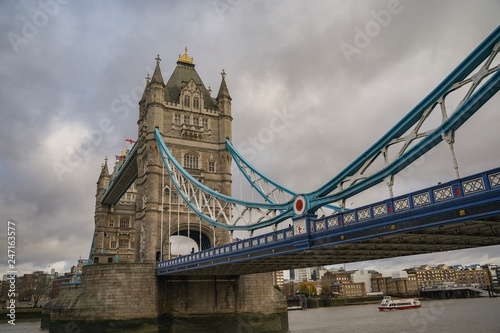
[483,264,499,289]
[289,267,312,282]
[50,274,72,299]
[455,265,489,288]
[272,271,284,288]
[321,268,368,297]
[331,281,366,297]
[405,264,456,289]
[18,271,52,307]
[352,269,373,293]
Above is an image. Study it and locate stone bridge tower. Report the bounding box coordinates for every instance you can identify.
[135,49,232,263]
[45,50,288,333]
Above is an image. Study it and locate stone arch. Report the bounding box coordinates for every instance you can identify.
[177,229,212,251]
[166,223,214,253]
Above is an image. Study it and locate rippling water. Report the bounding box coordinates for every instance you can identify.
[289,297,500,333]
[3,298,500,333]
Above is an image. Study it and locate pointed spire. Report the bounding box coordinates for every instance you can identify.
[98,156,110,180]
[150,54,164,85]
[140,73,150,103]
[216,69,231,102]
[102,156,109,173]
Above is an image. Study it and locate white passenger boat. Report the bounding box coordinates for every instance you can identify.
[378,296,421,311]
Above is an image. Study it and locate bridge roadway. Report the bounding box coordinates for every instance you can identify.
[101,143,138,206]
[156,167,500,276]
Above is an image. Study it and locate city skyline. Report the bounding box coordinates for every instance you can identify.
[1,1,499,277]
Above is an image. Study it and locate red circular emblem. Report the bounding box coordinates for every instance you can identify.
[295,199,304,212]
[293,195,306,215]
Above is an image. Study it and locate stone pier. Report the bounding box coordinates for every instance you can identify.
[44,263,288,332]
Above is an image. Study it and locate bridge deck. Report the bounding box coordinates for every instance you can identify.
[100,143,138,206]
[157,168,500,276]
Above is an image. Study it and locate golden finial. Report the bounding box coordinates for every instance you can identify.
[178,47,194,64]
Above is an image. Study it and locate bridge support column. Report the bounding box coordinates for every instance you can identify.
[43,263,158,332]
[44,264,288,332]
[158,272,288,332]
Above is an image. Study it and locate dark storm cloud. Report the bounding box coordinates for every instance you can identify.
[0,0,499,276]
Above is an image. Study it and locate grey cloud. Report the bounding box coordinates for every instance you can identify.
[0,0,499,276]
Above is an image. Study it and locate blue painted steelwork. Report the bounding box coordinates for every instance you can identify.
[100,142,138,205]
[105,27,499,231]
[156,167,500,275]
[308,68,500,212]
[226,138,295,203]
[155,128,295,230]
[226,138,343,211]
[306,26,500,210]
[156,27,499,230]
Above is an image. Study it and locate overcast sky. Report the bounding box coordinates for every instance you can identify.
[0,0,499,278]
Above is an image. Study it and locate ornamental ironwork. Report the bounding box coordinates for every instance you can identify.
[434,186,453,201]
[394,198,410,211]
[462,177,485,194]
[413,192,430,207]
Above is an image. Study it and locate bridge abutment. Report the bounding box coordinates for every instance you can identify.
[44,264,288,332]
[158,272,288,331]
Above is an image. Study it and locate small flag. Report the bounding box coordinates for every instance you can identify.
[125,138,136,144]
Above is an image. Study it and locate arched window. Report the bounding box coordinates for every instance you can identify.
[208,161,216,172]
[184,153,198,169]
[119,217,129,228]
[193,97,200,109]
[174,114,181,125]
[184,114,190,125]
[184,95,190,107]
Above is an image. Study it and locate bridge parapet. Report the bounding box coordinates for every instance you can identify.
[156,167,500,275]
[309,167,500,232]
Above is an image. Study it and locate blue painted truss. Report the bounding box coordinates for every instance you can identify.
[155,26,499,230]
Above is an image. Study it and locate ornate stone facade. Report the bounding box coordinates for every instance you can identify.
[91,158,137,264]
[92,49,233,264]
[46,50,288,333]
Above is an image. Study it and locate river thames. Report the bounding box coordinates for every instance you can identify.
[3,297,500,332]
[288,297,500,333]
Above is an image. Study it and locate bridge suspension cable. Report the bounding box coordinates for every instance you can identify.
[155,27,499,231]
[155,128,294,231]
[305,26,500,212]
[226,138,343,213]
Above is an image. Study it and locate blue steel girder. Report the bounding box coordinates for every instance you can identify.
[303,26,500,213]
[226,139,343,212]
[308,68,500,213]
[100,143,139,206]
[156,167,500,275]
[155,129,294,231]
[155,27,499,231]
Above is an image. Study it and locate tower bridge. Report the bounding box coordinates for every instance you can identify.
[45,27,500,332]
[157,167,500,275]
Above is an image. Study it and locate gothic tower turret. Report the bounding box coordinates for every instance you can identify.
[135,55,166,263]
[216,69,232,142]
[95,157,110,203]
[215,69,233,193]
